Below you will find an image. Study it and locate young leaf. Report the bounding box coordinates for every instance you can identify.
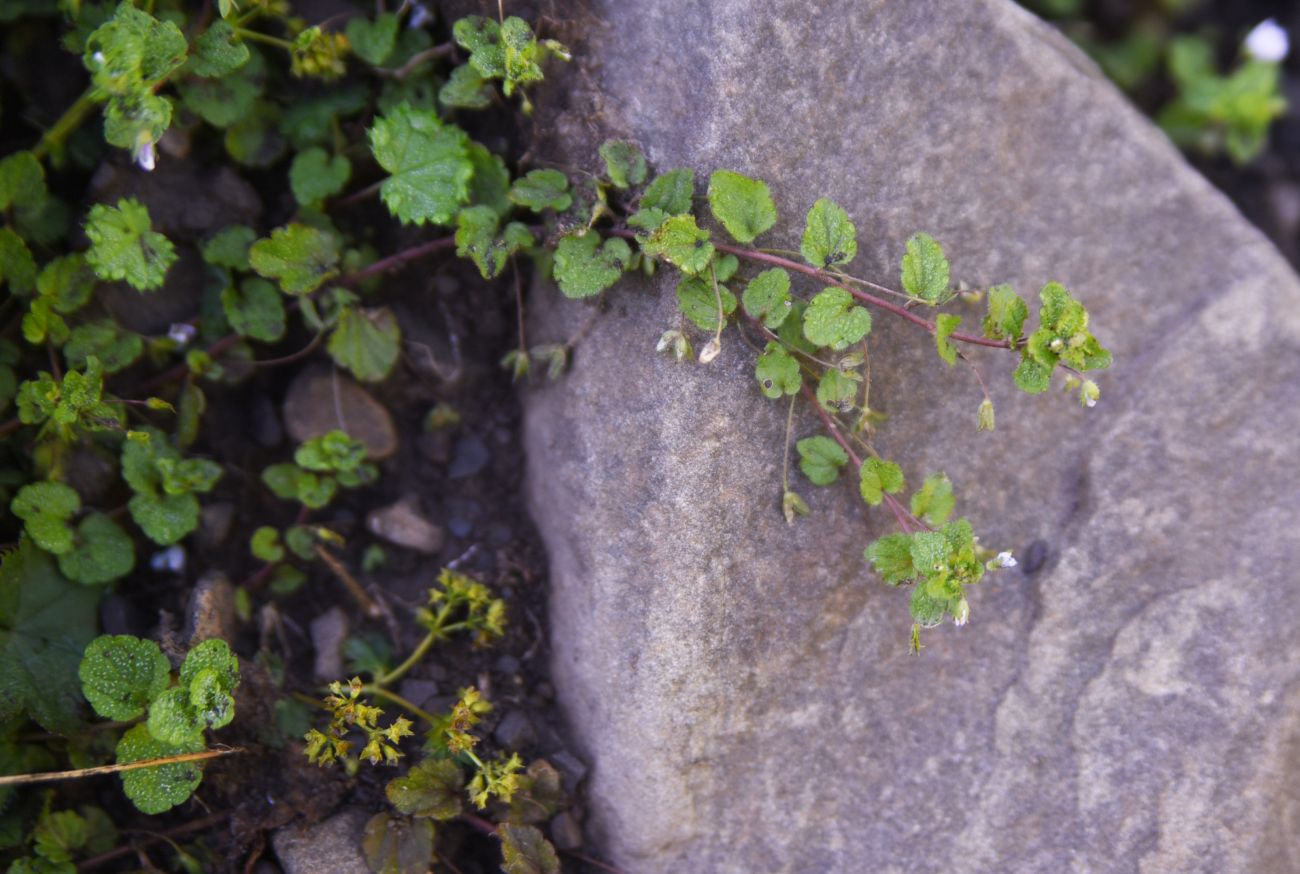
[1013,357,1051,394]
[982,283,1027,343]
[0,227,37,294]
[508,169,571,212]
[934,313,961,366]
[552,233,631,298]
[900,232,949,303]
[188,20,249,77]
[201,225,256,270]
[499,823,560,874]
[675,276,736,332]
[640,214,713,275]
[187,667,236,730]
[386,758,465,820]
[295,430,367,472]
[815,368,860,412]
[455,206,532,278]
[864,533,918,585]
[221,277,286,342]
[802,287,872,350]
[640,168,695,215]
[129,492,200,546]
[84,199,177,291]
[289,148,351,206]
[440,63,493,109]
[859,458,904,506]
[64,320,144,373]
[369,105,473,225]
[911,474,955,526]
[800,198,858,268]
[79,635,170,722]
[346,13,399,65]
[707,170,776,244]
[0,541,99,734]
[598,140,646,189]
[249,224,340,294]
[742,268,793,329]
[250,527,285,562]
[116,724,205,815]
[328,307,401,382]
[11,482,80,555]
[58,514,135,586]
[754,342,800,399]
[909,580,949,628]
[797,436,848,486]
[178,639,240,696]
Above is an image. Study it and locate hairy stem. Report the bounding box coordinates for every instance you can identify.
[31,88,100,162]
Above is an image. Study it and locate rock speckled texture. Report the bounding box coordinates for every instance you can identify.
[523,1,1300,871]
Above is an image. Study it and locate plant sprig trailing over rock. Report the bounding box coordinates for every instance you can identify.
[541,144,1112,651]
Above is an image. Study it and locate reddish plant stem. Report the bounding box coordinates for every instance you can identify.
[799,382,919,532]
[338,236,457,285]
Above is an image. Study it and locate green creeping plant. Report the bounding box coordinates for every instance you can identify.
[536,146,1111,652]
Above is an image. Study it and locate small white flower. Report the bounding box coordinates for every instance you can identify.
[995,551,1017,568]
[1246,19,1289,63]
[168,323,197,346]
[91,51,105,65]
[136,140,156,172]
[1084,396,1097,408]
[151,545,186,573]
[698,337,722,364]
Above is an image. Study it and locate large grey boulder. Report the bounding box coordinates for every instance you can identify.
[523,1,1300,872]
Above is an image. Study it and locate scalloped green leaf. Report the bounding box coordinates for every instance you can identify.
[57,513,135,585]
[508,169,571,212]
[982,283,1027,343]
[864,533,918,585]
[640,168,695,216]
[10,482,80,555]
[741,268,792,329]
[802,287,871,351]
[754,342,799,399]
[935,313,961,366]
[815,367,860,413]
[179,638,240,695]
[289,147,351,206]
[598,140,646,189]
[797,436,848,486]
[346,13,398,65]
[249,224,340,295]
[369,105,473,225]
[500,823,560,874]
[707,170,776,244]
[552,233,631,299]
[643,214,713,275]
[222,277,286,343]
[675,275,736,332]
[910,474,955,526]
[147,686,204,744]
[63,320,144,373]
[858,458,905,506]
[800,198,857,268]
[116,724,205,814]
[386,758,465,820]
[328,306,401,383]
[188,20,249,77]
[79,635,170,722]
[900,232,949,303]
[84,199,176,291]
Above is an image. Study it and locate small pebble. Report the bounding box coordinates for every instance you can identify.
[367,497,445,554]
[550,810,583,851]
[310,607,350,682]
[493,710,536,750]
[447,434,490,479]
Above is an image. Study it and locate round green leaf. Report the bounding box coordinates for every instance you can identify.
[147,687,204,745]
[79,635,170,721]
[58,513,135,585]
[178,638,240,696]
[802,287,872,350]
[116,724,205,815]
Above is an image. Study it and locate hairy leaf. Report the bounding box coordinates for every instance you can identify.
[328,307,401,382]
[900,232,949,303]
[858,458,905,506]
[802,287,872,350]
[188,20,249,77]
[116,724,205,815]
[346,13,398,66]
[598,139,646,189]
[643,214,714,275]
[982,283,1027,343]
[57,514,134,585]
[864,533,918,585]
[640,168,694,215]
[797,436,848,486]
[84,199,176,291]
[754,342,800,399]
[79,635,170,722]
[386,758,464,820]
[500,823,560,874]
[707,170,776,244]
[222,277,286,342]
[552,233,631,298]
[935,313,961,366]
[11,482,80,555]
[742,268,793,329]
[289,148,351,206]
[910,474,955,526]
[508,169,571,212]
[249,224,340,294]
[800,198,857,268]
[369,105,473,225]
[675,275,736,332]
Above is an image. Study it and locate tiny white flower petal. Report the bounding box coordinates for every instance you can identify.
[1085,396,1097,409]
[168,323,197,345]
[698,337,722,363]
[1246,18,1289,63]
[953,598,970,627]
[996,551,1018,568]
[136,141,156,172]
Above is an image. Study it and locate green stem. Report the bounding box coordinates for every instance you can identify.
[32,88,100,162]
[362,685,438,726]
[233,26,295,51]
[373,630,438,688]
